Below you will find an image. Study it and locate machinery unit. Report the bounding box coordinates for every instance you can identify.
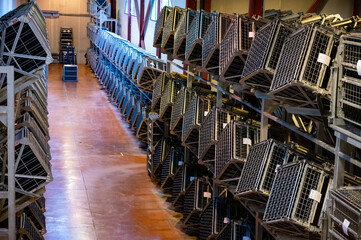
[240,19,294,91]
[202,12,237,75]
[263,160,329,238]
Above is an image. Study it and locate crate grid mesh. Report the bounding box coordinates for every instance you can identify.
[161,8,177,47]
[241,21,276,78]
[182,96,198,141]
[199,108,229,159]
[267,25,292,71]
[173,10,198,58]
[153,7,170,47]
[270,26,311,91]
[240,17,253,51]
[343,39,361,64]
[199,201,214,240]
[215,122,232,176]
[185,11,201,60]
[170,87,186,129]
[219,20,237,75]
[202,16,219,67]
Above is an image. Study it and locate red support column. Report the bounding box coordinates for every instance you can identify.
[354,0,360,16]
[139,0,145,48]
[111,0,117,19]
[156,0,161,58]
[249,0,263,17]
[127,0,132,41]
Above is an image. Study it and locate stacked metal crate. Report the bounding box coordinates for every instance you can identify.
[136,55,167,93]
[185,10,215,66]
[219,15,267,82]
[0,2,52,237]
[170,163,190,211]
[160,147,184,195]
[153,7,173,48]
[240,19,294,91]
[269,24,339,110]
[147,138,171,182]
[170,87,194,139]
[215,120,260,191]
[329,186,361,239]
[202,13,237,75]
[263,160,330,238]
[159,75,185,121]
[235,139,294,209]
[198,107,231,172]
[330,33,361,141]
[182,177,212,235]
[151,72,169,114]
[161,7,186,55]
[173,9,198,61]
[182,95,212,156]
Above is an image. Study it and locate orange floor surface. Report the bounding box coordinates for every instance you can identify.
[44,64,188,240]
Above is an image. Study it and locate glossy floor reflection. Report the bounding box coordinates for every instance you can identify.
[44,64,188,240]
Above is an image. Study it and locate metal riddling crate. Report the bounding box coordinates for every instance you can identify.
[161,7,186,55]
[329,186,361,240]
[173,9,198,61]
[201,13,237,75]
[185,10,215,66]
[151,72,168,113]
[120,90,131,114]
[263,160,329,238]
[148,138,171,181]
[159,78,183,122]
[130,101,142,130]
[182,95,212,156]
[160,147,184,194]
[240,19,293,91]
[235,139,293,208]
[215,120,260,190]
[170,88,193,139]
[182,178,212,230]
[199,200,214,240]
[125,95,136,123]
[3,127,52,196]
[269,24,338,109]
[331,33,361,138]
[135,106,148,144]
[170,163,191,211]
[153,6,173,48]
[0,1,52,85]
[147,113,164,151]
[21,99,49,135]
[198,107,231,167]
[24,201,46,234]
[219,15,266,82]
[136,56,166,93]
[18,213,44,240]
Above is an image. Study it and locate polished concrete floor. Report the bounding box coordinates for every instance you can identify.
[44,64,187,240]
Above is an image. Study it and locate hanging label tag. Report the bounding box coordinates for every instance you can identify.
[223,123,227,129]
[204,111,209,117]
[223,217,230,224]
[342,219,350,236]
[309,189,322,203]
[275,164,281,172]
[243,138,252,145]
[317,53,331,66]
[357,60,361,76]
[203,192,211,198]
[249,31,255,38]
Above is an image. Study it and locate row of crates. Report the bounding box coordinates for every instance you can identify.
[154,6,361,145]
[0,2,52,239]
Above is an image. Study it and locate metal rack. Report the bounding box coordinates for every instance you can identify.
[161,7,186,55]
[170,87,193,139]
[159,78,184,121]
[153,7,173,48]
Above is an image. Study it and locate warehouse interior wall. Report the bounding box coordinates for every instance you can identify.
[15,0,90,64]
[211,0,353,18]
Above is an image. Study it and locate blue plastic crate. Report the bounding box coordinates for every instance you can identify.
[63,65,78,82]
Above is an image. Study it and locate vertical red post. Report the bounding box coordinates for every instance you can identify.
[111,0,117,19]
[249,0,263,17]
[139,0,145,47]
[156,0,161,58]
[127,0,132,41]
[354,0,360,16]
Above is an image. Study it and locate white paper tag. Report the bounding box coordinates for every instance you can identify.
[223,217,230,224]
[203,192,211,198]
[223,123,227,129]
[275,164,281,172]
[357,60,361,76]
[317,53,331,66]
[342,219,350,236]
[309,189,322,203]
[249,31,255,38]
[204,111,209,117]
[243,138,252,145]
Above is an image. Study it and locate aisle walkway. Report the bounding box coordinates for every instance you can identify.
[44,64,187,240]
